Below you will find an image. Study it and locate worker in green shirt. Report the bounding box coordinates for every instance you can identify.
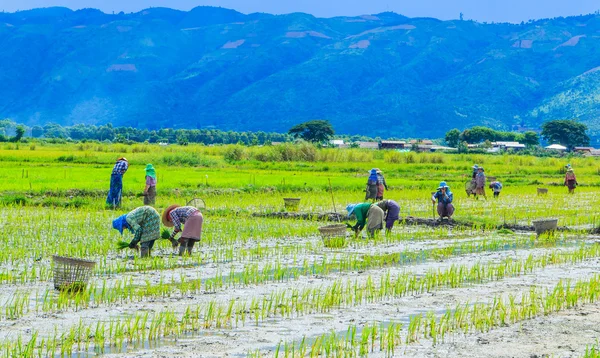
[346,202,384,238]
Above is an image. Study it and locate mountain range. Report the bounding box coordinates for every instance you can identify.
[1,6,600,138]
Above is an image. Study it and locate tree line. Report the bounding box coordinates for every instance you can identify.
[1,121,292,145]
[444,120,590,151]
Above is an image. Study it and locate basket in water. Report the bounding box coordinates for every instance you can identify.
[532,219,558,235]
[318,224,347,248]
[537,188,548,195]
[52,255,96,292]
[283,198,301,212]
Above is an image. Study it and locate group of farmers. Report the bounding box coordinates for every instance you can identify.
[106,156,580,258]
[106,157,204,258]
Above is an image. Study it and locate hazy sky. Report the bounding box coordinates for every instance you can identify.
[1,0,599,23]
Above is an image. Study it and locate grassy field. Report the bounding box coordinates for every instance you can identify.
[0,142,599,357]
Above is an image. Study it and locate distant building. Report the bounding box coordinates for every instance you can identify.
[358,141,379,149]
[492,141,526,151]
[409,139,434,145]
[574,147,595,153]
[329,139,345,147]
[584,150,600,157]
[380,140,406,150]
[545,144,567,152]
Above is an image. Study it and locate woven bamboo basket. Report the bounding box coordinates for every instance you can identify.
[537,188,549,195]
[283,198,301,212]
[52,255,96,292]
[532,219,558,235]
[318,224,347,248]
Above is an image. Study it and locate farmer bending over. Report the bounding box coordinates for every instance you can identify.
[106,157,128,208]
[489,180,503,198]
[163,205,204,256]
[375,199,400,234]
[346,203,384,238]
[112,206,161,258]
[432,182,455,220]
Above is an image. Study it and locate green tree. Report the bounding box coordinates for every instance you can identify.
[31,125,44,138]
[11,125,25,142]
[288,120,334,144]
[457,141,469,153]
[444,128,461,147]
[541,119,589,150]
[521,131,540,146]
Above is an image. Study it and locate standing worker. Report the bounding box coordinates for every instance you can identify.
[107,157,128,208]
[466,165,478,197]
[475,167,487,199]
[143,164,157,206]
[375,199,400,234]
[431,181,455,220]
[112,206,161,258]
[564,164,578,194]
[163,205,204,256]
[346,202,384,238]
[375,169,388,201]
[365,169,378,202]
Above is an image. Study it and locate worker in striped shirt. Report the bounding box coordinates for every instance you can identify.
[106,157,128,208]
[163,205,204,256]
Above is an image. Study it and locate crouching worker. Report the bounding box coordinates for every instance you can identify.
[489,181,503,198]
[163,205,204,256]
[431,182,455,220]
[375,199,400,234]
[113,206,161,258]
[346,203,384,238]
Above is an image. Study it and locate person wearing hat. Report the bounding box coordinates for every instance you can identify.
[564,164,578,194]
[489,180,503,198]
[163,205,204,256]
[112,206,161,258]
[346,202,384,238]
[466,165,478,197]
[375,169,388,201]
[431,182,454,219]
[475,167,487,199]
[106,157,129,208]
[143,164,157,206]
[365,169,378,202]
[375,199,400,233]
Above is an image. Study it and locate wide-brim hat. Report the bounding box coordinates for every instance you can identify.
[472,165,479,169]
[478,167,484,171]
[346,204,358,218]
[117,157,128,162]
[162,204,180,227]
[375,168,382,174]
[437,181,449,190]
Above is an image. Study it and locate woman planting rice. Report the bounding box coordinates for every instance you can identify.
[375,199,400,234]
[106,157,128,208]
[346,202,384,238]
[163,205,204,256]
[143,164,157,205]
[365,169,378,202]
[375,169,388,201]
[112,206,161,258]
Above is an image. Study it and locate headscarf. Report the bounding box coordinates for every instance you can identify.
[368,169,378,183]
[346,204,358,218]
[112,214,132,235]
[145,164,157,180]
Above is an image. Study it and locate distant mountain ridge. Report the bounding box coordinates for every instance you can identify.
[1,6,600,138]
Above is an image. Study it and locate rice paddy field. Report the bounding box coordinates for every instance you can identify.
[1,142,600,357]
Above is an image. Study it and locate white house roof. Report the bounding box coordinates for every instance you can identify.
[329,139,344,145]
[545,144,567,150]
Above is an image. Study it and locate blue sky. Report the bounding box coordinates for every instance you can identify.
[2,0,599,23]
